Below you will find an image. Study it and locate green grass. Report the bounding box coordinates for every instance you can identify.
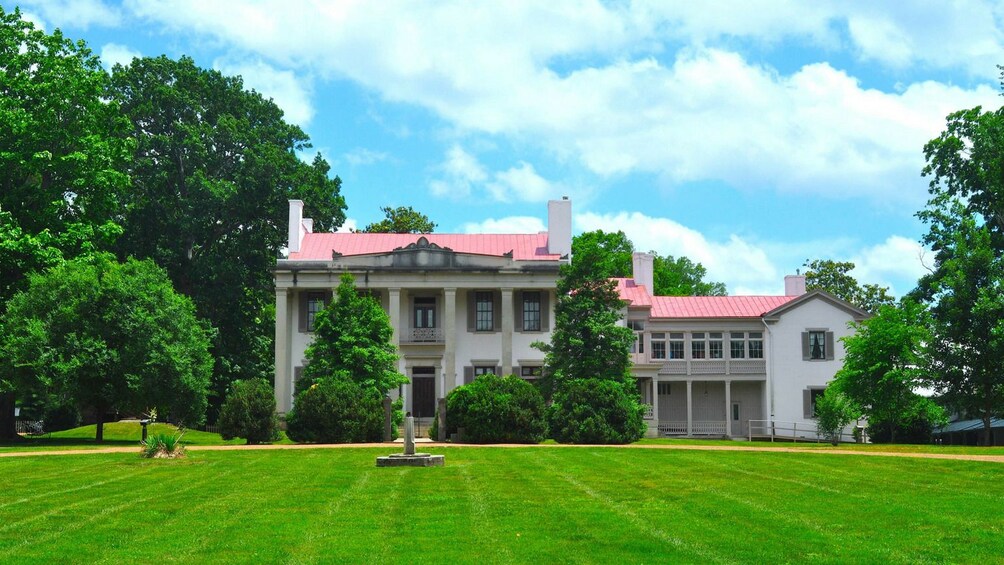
[634,437,1004,455]
[1,447,1001,563]
[0,422,292,453]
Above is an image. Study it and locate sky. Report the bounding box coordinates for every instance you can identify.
[7,1,1004,296]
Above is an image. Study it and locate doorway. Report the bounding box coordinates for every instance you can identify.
[411,367,436,419]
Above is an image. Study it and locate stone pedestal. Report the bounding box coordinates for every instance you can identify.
[376,415,445,467]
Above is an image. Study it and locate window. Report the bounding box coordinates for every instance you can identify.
[668,333,685,359]
[306,292,326,332]
[808,388,826,417]
[709,332,724,359]
[651,333,666,360]
[730,332,746,359]
[520,366,543,380]
[691,332,706,359]
[414,297,436,328]
[809,331,826,360]
[475,291,494,331]
[629,321,645,354]
[474,366,496,377]
[522,292,542,331]
[748,332,764,359]
[732,402,740,421]
[657,382,672,395]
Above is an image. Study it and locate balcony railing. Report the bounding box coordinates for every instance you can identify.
[402,327,444,343]
[658,420,727,436]
[655,359,765,376]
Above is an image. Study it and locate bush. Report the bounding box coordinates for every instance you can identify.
[434,374,546,443]
[141,432,186,458]
[548,378,645,444]
[814,390,858,446]
[217,379,281,445]
[285,377,384,443]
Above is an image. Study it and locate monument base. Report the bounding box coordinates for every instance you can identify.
[376,453,445,467]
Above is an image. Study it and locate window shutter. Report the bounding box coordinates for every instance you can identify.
[466,291,476,331]
[463,366,474,385]
[540,292,550,331]
[825,332,835,360]
[493,291,502,331]
[801,332,810,360]
[298,292,309,333]
[803,389,812,418]
[513,291,523,332]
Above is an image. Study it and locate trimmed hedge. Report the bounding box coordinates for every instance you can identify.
[286,377,384,443]
[433,374,546,443]
[548,378,645,444]
[217,378,281,445]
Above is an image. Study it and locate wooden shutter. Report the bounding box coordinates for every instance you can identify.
[298,292,309,333]
[540,291,550,331]
[801,332,810,360]
[466,291,476,331]
[463,366,474,385]
[803,389,812,418]
[513,290,523,332]
[493,291,502,331]
[825,332,835,360]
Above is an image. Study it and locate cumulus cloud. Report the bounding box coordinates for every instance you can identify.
[343,148,390,167]
[215,58,315,126]
[18,0,120,29]
[336,218,358,233]
[461,216,546,234]
[850,235,929,296]
[428,145,487,199]
[100,43,141,69]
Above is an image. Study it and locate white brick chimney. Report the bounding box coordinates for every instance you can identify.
[784,274,806,296]
[288,200,306,254]
[547,197,572,258]
[632,252,654,292]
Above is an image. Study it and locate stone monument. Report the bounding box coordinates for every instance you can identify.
[376,413,444,467]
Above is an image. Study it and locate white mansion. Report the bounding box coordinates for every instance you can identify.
[274,199,867,438]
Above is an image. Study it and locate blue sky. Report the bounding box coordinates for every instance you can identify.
[8,1,1004,295]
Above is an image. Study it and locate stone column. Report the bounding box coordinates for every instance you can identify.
[274,288,291,414]
[501,287,514,376]
[389,288,405,410]
[651,378,659,422]
[686,379,693,437]
[443,288,457,392]
[724,379,732,438]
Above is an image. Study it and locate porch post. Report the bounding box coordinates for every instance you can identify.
[274,288,291,414]
[501,288,514,376]
[444,288,457,393]
[389,288,404,409]
[651,378,659,427]
[724,379,732,438]
[686,379,693,436]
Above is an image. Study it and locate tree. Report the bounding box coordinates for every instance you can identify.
[914,200,1004,444]
[0,8,132,439]
[107,55,347,418]
[832,301,944,443]
[803,259,895,312]
[303,274,408,395]
[217,378,281,445]
[570,230,727,296]
[360,206,437,233]
[432,374,546,444]
[814,390,858,446]
[1,255,214,441]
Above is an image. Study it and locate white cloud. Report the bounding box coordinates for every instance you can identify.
[18,0,120,29]
[428,145,487,199]
[215,58,315,126]
[461,216,546,234]
[336,218,358,233]
[100,43,140,69]
[850,235,929,296]
[343,148,389,167]
[486,162,560,203]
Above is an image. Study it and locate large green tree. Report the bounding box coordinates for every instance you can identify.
[802,259,894,313]
[1,255,214,441]
[359,206,437,233]
[832,301,943,443]
[570,230,727,296]
[107,55,347,417]
[0,8,132,438]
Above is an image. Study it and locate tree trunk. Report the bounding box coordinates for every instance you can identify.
[95,410,105,443]
[983,415,993,447]
[0,392,16,441]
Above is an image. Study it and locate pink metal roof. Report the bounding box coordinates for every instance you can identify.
[288,232,560,262]
[616,277,798,319]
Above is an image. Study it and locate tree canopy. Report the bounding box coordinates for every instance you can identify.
[0,255,213,441]
[802,259,894,312]
[570,230,727,296]
[360,206,437,233]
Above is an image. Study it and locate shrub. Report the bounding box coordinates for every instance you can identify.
[434,374,546,444]
[141,432,186,458]
[548,378,645,444]
[814,390,858,445]
[285,377,384,443]
[217,378,281,445]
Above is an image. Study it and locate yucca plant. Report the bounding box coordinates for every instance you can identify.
[141,432,186,458]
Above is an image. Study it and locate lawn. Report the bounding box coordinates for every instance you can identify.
[2,447,1002,563]
[0,422,292,453]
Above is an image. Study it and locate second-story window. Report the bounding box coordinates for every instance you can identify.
[306,292,326,332]
[414,297,436,328]
[668,333,685,359]
[629,320,645,354]
[748,332,764,359]
[730,332,746,359]
[709,332,724,359]
[809,331,826,359]
[475,291,494,331]
[691,332,706,359]
[522,291,541,331]
[651,333,666,359]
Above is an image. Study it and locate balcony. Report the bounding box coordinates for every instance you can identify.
[402,327,445,343]
[655,358,766,376]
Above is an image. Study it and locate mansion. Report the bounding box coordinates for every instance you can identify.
[273,199,867,438]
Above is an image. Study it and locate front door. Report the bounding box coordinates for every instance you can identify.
[731,401,742,437]
[411,376,436,419]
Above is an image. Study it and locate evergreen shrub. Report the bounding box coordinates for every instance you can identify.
[286,376,383,443]
[217,378,281,444]
[548,378,645,444]
[433,374,546,443]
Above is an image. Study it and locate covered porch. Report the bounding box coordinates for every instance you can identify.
[638,377,765,438]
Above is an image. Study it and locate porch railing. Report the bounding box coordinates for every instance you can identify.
[658,420,727,436]
[658,359,766,376]
[748,419,864,443]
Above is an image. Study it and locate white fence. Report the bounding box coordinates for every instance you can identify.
[748,419,863,443]
[658,420,727,436]
[15,420,45,435]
